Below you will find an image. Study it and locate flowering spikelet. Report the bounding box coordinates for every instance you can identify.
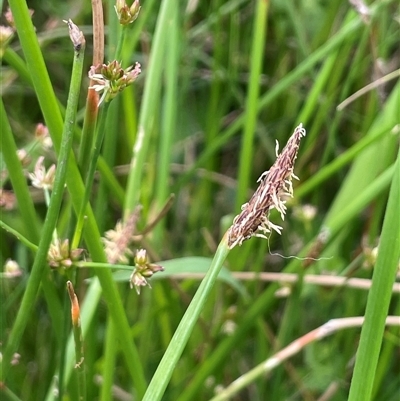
[89,61,141,105]
[47,239,83,270]
[28,156,56,190]
[102,207,141,264]
[228,124,306,248]
[130,249,164,294]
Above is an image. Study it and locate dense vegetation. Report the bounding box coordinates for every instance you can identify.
[1,0,399,400]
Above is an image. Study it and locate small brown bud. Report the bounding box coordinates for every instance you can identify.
[63,19,85,52]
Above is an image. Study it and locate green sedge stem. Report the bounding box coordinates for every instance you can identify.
[114,24,127,61]
[73,101,111,249]
[0,220,38,252]
[0,38,86,381]
[142,234,231,401]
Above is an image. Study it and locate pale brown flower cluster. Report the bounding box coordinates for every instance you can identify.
[47,239,83,270]
[28,156,56,190]
[227,124,306,248]
[102,208,141,264]
[89,61,141,105]
[129,249,164,294]
[115,0,141,25]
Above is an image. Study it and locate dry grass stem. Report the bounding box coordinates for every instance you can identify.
[154,272,400,293]
[228,124,306,248]
[211,316,400,401]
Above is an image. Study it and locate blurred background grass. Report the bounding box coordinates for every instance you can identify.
[1,0,399,400]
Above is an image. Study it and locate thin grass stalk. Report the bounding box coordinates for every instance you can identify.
[281,1,309,57]
[154,3,179,241]
[235,0,268,210]
[210,316,400,401]
[44,280,102,401]
[7,1,147,395]
[2,48,32,85]
[119,0,157,65]
[0,26,85,380]
[328,161,395,232]
[0,102,40,242]
[78,90,99,178]
[1,386,21,401]
[96,158,125,203]
[142,236,231,401]
[175,7,370,191]
[92,0,123,231]
[177,159,395,401]
[296,124,396,199]
[94,100,120,232]
[348,149,400,401]
[73,102,110,249]
[296,52,337,129]
[0,131,64,349]
[99,320,118,401]
[0,220,38,252]
[301,11,356,149]
[187,0,248,38]
[57,293,70,401]
[67,281,86,401]
[3,48,123,207]
[302,24,370,170]
[124,0,174,217]
[114,24,127,61]
[194,0,226,227]
[77,0,103,177]
[372,302,400,398]
[127,270,400,293]
[155,124,305,400]
[176,274,280,401]
[338,69,400,110]
[324,82,400,223]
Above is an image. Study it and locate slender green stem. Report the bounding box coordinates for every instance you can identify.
[174,6,373,191]
[296,124,395,199]
[124,0,174,217]
[0,220,38,252]
[154,3,179,241]
[73,102,110,249]
[235,0,268,210]
[0,36,85,381]
[67,281,86,401]
[99,319,118,401]
[114,24,127,61]
[2,47,32,85]
[142,234,231,401]
[77,261,132,270]
[0,101,40,243]
[348,149,400,401]
[7,0,147,395]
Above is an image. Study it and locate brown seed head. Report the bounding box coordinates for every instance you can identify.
[227,124,306,248]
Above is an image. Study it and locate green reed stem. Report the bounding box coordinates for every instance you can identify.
[348,149,400,401]
[0,32,85,381]
[73,102,110,249]
[142,234,231,401]
[124,0,174,217]
[235,0,269,210]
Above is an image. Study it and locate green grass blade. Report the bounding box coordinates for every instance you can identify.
[348,149,400,401]
[142,237,231,401]
[124,0,174,215]
[235,0,269,209]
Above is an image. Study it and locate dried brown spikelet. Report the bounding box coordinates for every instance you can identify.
[228,124,306,248]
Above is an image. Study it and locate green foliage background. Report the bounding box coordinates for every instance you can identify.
[1,0,399,400]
